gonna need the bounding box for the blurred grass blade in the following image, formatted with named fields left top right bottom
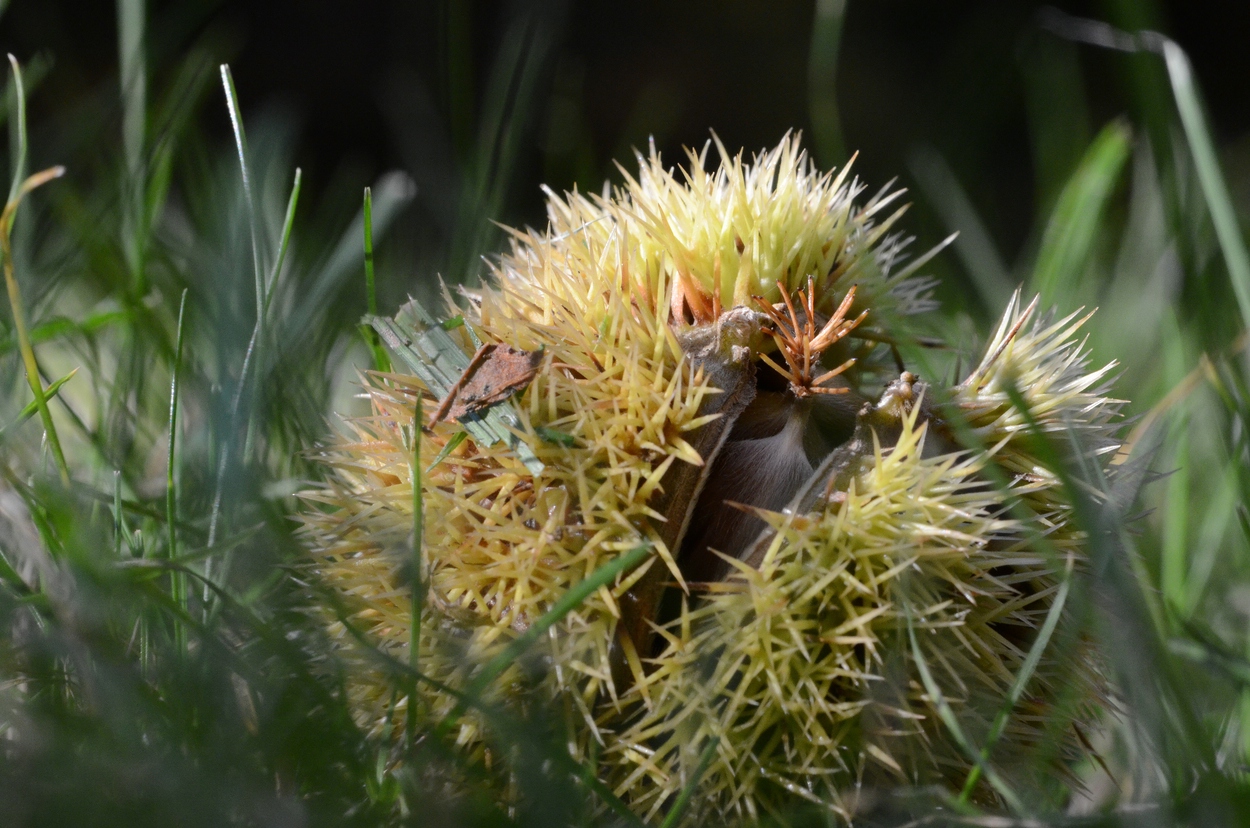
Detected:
left=6, top=53, right=27, bottom=204
left=262, top=167, right=301, bottom=321
left=112, top=470, right=124, bottom=558
left=167, top=289, right=188, bottom=651
left=408, top=396, right=424, bottom=738
left=1161, top=414, right=1190, bottom=610
left=909, top=145, right=1014, bottom=311
left=807, top=0, right=847, bottom=167
left=369, top=297, right=544, bottom=475
left=1160, top=39, right=1250, bottom=329
left=361, top=186, right=391, bottom=371
left=363, top=187, right=377, bottom=316
left=1040, top=16, right=1250, bottom=326
left=2, top=131, right=69, bottom=483
left=1170, top=616, right=1250, bottom=689
left=0, top=309, right=128, bottom=354
left=286, top=170, right=414, bottom=337
left=1000, top=380, right=1215, bottom=776
left=207, top=74, right=289, bottom=550
left=1184, top=463, right=1238, bottom=613
left=0, top=368, right=75, bottom=441
left=0, top=54, right=48, bottom=134
left=0, top=535, right=32, bottom=594
left=143, top=50, right=214, bottom=235
left=117, top=0, right=147, bottom=286
left=220, top=64, right=265, bottom=312
left=1031, top=119, right=1131, bottom=306
left=449, top=8, right=556, bottom=284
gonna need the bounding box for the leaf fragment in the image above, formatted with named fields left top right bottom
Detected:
left=366, top=297, right=545, bottom=475
left=430, top=343, right=542, bottom=424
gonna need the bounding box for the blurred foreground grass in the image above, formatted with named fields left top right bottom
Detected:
left=2, top=2, right=1250, bottom=826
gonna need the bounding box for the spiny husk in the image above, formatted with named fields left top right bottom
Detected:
left=955, top=292, right=1123, bottom=468
left=602, top=298, right=1120, bottom=822
left=301, top=134, right=922, bottom=735
left=299, top=135, right=1121, bottom=821
left=491, top=132, right=932, bottom=332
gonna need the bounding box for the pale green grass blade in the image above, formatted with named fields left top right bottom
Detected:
left=219, top=64, right=265, bottom=313
left=1184, top=463, right=1238, bottom=615
left=6, top=53, right=27, bottom=204
left=167, top=288, right=188, bottom=652
left=0, top=309, right=128, bottom=354
left=117, top=0, right=147, bottom=287
left=1156, top=314, right=1197, bottom=617
left=361, top=185, right=391, bottom=371
left=369, top=300, right=464, bottom=398
left=1161, top=39, right=1250, bottom=330
left=1032, top=119, right=1132, bottom=306
left=363, top=186, right=377, bottom=317
left=207, top=68, right=271, bottom=547
left=1161, top=424, right=1191, bottom=612
left=426, top=429, right=467, bottom=471
left=408, top=396, right=423, bottom=738
left=1036, top=17, right=1250, bottom=327
left=285, top=170, right=413, bottom=337
left=2, top=60, right=69, bottom=484
left=261, top=167, right=300, bottom=321
left=0, top=368, right=74, bottom=441
left=143, top=50, right=214, bottom=242
left=207, top=77, right=300, bottom=549
left=0, top=53, right=48, bottom=134
left=0, top=551, right=32, bottom=596
left=112, top=470, right=124, bottom=559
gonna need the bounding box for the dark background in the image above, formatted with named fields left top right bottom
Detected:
left=2, top=0, right=1247, bottom=284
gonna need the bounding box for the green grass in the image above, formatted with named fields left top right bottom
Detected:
left=2, top=3, right=1250, bottom=827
